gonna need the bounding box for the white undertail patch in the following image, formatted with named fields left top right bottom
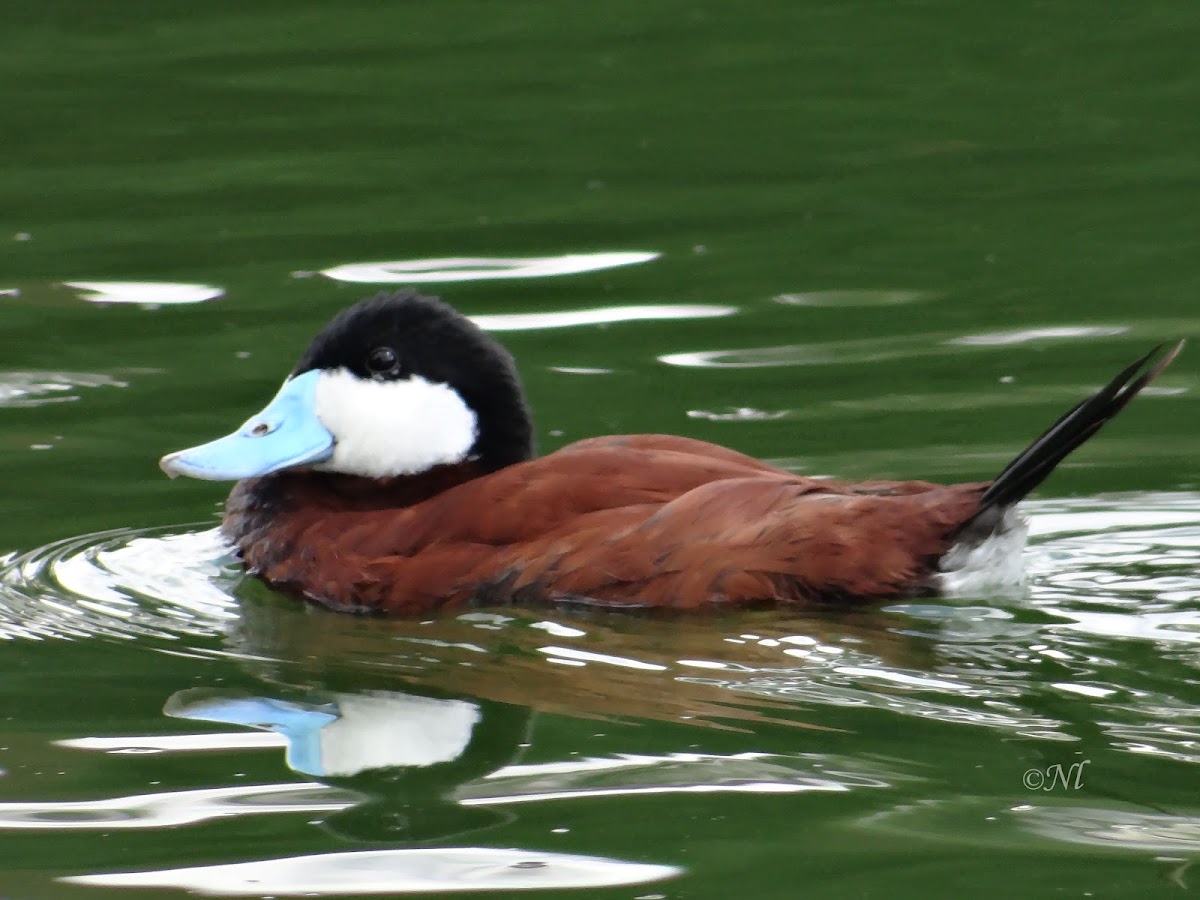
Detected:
left=312, top=368, right=478, bottom=477
left=937, top=507, right=1030, bottom=597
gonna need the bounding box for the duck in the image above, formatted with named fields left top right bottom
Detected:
left=160, top=290, right=1182, bottom=615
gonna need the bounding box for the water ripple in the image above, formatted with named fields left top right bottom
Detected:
left=659, top=325, right=1167, bottom=369
left=321, top=252, right=659, bottom=284
left=0, top=526, right=238, bottom=643
left=469, top=304, right=735, bottom=332
left=65, top=847, right=682, bottom=895
left=1027, top=493, right=1200, bottom=640
left=659, top=334, right=938, bottom=368
left=773, top=289, right=930, bottom=308
left=0, top=371, right=128, bottom=408
left=1, top=494, right=1198, bottom=754
left=859, top=797, right=1200, bottom=858
left=64, top=281, right=224, bottom=306
left=0, top=782, right=350, bottom=830
left=948, top=326, right=1129, bottom=347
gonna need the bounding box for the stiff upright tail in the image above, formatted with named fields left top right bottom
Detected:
left=965, top=340, right=1184, bottom=529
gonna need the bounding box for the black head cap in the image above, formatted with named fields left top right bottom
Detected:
left=294, top=290, right=535, bottom=472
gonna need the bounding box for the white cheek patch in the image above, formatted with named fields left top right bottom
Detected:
left=311, top=368, right=478, bottom=477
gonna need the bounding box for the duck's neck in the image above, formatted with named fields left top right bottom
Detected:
left=222, top=462, right=484, bottom=543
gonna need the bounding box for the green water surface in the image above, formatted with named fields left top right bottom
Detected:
left=1, top=2, right=1199, bottom=898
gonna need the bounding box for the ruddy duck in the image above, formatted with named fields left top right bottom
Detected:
left=161, top=291, right=1182, bottom=614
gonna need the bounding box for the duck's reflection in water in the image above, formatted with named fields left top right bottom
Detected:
left=58, top=599, right=969, bottom=894
left=225, top=585, right=933, bottom=731
left=155, top=594, right=923, bottom=846
left=166, top=685, right=527, bottom=843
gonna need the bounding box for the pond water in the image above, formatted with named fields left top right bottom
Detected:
left=2, top=2, right=1199, bottom=898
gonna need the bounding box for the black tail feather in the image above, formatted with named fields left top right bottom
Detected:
left=968, top=340, right=1183, bottom=525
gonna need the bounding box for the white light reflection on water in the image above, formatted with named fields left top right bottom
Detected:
left=322, top=252, right=659, bottom=284
left=0, top=371, right=128, bottom=408
left=0, top=782, right=350, bottom=830
left=773, top=289, right=929, bottom=308
left=659, top=334, right=939, bottom=369
left=548, top=366, right=613, bottom=375
left=65, top=847, right=682, bottom=895
left=860, top=797, right=1200, bottom=859
left=461, top=750, right=898, bottom=805
left=684, top=663, right=1067, bottom=738
left=1015, top=805, right=1200, bottom=853
left=58, top=732, right=286, bottom=753
left=1025, top=493, right=1200, bottom=644
left=687, top=407, right=789, bottom=422
left=64, top=281, right=225, bottom=306
left=537, top=646, right=668, bottom=671
left=469, top=304, right=735, bottom=331
left=947, top=326, right=1129, bottom=346
left=659, top=324, right=1151, bottom=368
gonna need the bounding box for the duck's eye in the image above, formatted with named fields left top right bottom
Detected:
left=366, top=346, right=400, bottom=378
